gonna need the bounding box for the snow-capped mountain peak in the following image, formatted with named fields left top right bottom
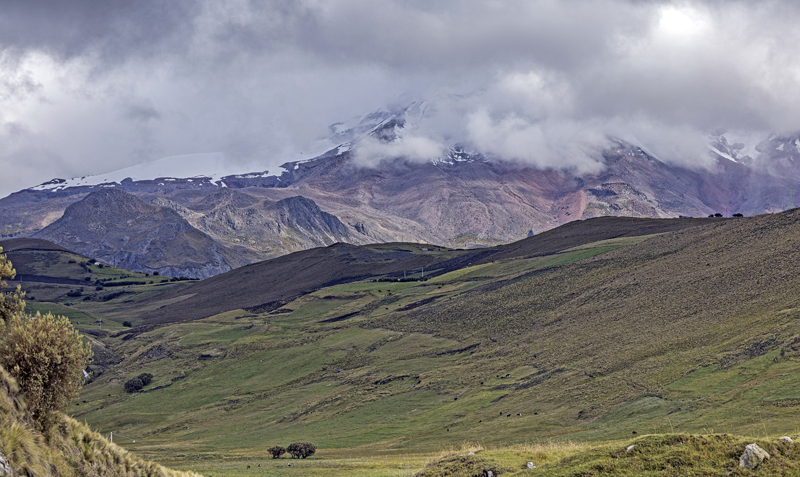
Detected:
left=29, top=153, right=271, bottom=192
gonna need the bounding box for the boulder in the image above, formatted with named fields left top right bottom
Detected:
left=626, top=445, right=635, bottom=453
left=739, top=443, right=770, bottom=470
left=780, top=436, right=794, bottom=444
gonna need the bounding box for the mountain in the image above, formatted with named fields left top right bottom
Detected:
left=31, top=189, right=252, bottom=279
left=25, top=188, right=372, bottom=278
left=183, top=190, right=369, bottom=254
left=3, top=98, right=800, bottom=276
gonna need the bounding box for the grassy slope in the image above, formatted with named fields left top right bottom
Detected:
left=0, top=238, right=197, bottom=331
left=0, top=364, right=199, bottom=477
left=133, top=216, right=714, bottom=324
left=68, top=237, right=653, bottom=459
left=417, top=435, right=800, bottom=476
left=15, top=214, right=800, bottom=474
left=373, top=209, right=800, bottom=441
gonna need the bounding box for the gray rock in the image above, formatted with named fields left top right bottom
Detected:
left=626, top=445, right=635, bottom=453
left=739, top=443, right=770, bottom=469
left=780, top=436, right=794, bottom=444
left=0, top=452, right=14, bottom=476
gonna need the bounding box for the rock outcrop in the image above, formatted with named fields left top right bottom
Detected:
left=739, top=443, right=770, bottom=469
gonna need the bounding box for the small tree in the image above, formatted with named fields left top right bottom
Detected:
left=0, top=312, right=92, bottom=430
left=268, top=446, right=286, bottom=459
left=124, top=373, right=153, bottom=393
left=0, top=247, right=24, bottom=329
left=287, top=442, right=316, bottom=459
left=138, top=373, right=153, bottom=386
left=124, top=377, right=144, bottom=393
left=0, top=247, right=92, bottom=431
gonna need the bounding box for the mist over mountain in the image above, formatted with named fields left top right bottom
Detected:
left=2, top=94, right=799, bottom=278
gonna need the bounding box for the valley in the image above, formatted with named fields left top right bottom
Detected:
left=5, top=212, right=800, bottom=475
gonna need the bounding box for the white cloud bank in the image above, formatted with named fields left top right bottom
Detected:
left=2, top=1, right=800, bottom=196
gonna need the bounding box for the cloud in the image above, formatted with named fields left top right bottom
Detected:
left=465, top=111, right=609, bottom=174
left=353, top=135, right=446, bottom=167
left=3, top=1, right=800, bottom=196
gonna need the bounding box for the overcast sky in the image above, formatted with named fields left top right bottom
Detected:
left=2, top=0, right=800, bottom=197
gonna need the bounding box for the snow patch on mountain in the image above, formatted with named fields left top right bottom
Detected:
left=30, top=153, right=271, bottom=192
left=708, top=130, right=763, bottom=165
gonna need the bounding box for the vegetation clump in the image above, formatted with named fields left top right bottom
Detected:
left=287, top=442, right=317, bottom=459
left=267, top=445, right=286, bottom=459
left=124, top=373, right=153, bottom=393
left=0, top=247, right=92, bottom=431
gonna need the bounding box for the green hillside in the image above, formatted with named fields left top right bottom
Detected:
left=0, top=238, right=198, bottom=331
left=12, top=213, right=800, bottom=475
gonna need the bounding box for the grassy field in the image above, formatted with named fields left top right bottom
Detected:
left=68, top=214, right=800, bottom=462
left=69, top=235, right=663, bottom=460
left=9, top=214, right=800, bottom=475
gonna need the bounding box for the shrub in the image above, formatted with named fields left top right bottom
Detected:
left=0, top=246, right=24, bottom=328
left=152, top=271, right=159, bottom=276
left=268, top=446, right=286, bottom=459
left=287, top=442, right=316, bottom=459
left=138, top=373, right=153, bottom=386
left=122, top=321, right=132, bottom=327
left=124, top=373, right=153, bottom=393
left=124, top=378, right=143, bottom=393
left=1, top=250, right=92, bottom=432
left=0, top=311, right=92, bottom=430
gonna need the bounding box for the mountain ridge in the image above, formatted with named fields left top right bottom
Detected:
left=4, top=99, right=800, bottom=277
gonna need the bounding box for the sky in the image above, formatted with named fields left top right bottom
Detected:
left=2, top=0, right=800, bottom=198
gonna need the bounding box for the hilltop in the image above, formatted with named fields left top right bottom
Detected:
left=132, top=216, right=714, bottom=324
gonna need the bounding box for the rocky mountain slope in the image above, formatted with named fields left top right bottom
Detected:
left=3, top=100, right=800, bottom=276
left=28, top=188, right=369, bottom=278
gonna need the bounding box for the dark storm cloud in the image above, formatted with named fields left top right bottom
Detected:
left=2, top=0, right=800, bottom=196
left=0, top=1, right=198, bottom=64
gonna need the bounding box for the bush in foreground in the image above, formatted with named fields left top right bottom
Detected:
left=0, top=311, right=92, bottom=431
left=0, top=248, right=92, bottom=432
